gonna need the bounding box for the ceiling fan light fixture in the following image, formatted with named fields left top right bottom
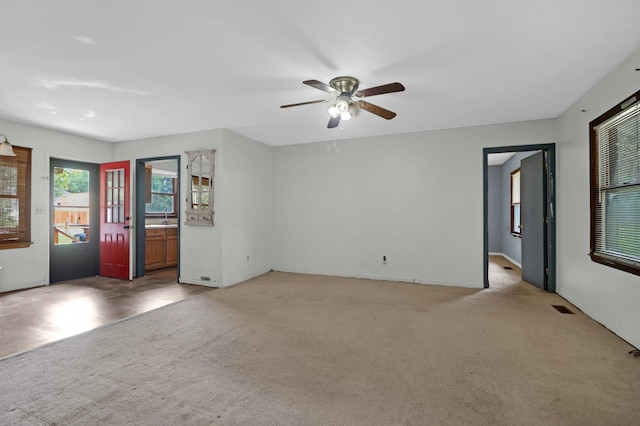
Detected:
left=340, top=102, right=361, bottom=121
left=347, top=102, right=360, bottom=118
left=283, top=76, right=404, bottom=127
left=335, top=96, right=350, bottom=114
left=327, top=103, right=340, bottom=118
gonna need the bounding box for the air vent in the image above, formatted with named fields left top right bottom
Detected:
left=552, top=305, right=574, bottom=314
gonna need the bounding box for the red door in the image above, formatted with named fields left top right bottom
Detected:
left=100, top=161, right=130, bottom=280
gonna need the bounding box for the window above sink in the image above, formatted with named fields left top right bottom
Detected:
left=145, top=160, right=178, bottom=220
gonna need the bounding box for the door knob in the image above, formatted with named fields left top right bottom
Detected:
left=123, top=225, right=130, bottom=229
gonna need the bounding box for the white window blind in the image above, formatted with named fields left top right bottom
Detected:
left=593, top=100, right=640, bottom=267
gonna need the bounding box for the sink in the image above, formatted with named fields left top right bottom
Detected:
left=145, top=224, right=178, bottom=228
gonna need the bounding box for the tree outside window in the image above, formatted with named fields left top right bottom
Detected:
left=53, top=167, right=90, bottom=244
left=146, top=174, right=177, bottom=216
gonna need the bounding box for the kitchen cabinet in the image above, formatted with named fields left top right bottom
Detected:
left=145, top=227, right=178, bottom=270
left=145, top=164, right=152, bottom=203
left=166, top=228, right=178, bottom=267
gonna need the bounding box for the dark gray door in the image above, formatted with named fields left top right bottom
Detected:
left=521, top=151, right=547, bottom=289
left=50, top=158, right=100, bottom=283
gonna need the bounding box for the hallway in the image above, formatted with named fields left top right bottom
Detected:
left=488, top=254, right=522, bottom=289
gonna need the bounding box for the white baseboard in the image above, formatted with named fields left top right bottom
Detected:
left=222, top=268, right=273, bottom=288
left=271, top=267, right=483, bottom=289
left=178, top=276, right=221, bottom=288
left=559, top=291, right=640, bottom=350
left=0, top=279, right=48, bottom=294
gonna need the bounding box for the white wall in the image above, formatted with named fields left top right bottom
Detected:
left=112, top=128, right=273, bottom=288
left=221, top=130, right=273, bottom=286
left=113, top=129, right=225, bottom=287
left=0, top=119, right=112, bottom=293
left=556, top=48, right=640, bottom=349
left=273, top=120, right=557, bottom=287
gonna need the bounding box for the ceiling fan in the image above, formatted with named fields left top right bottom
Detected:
left=280, top=76, right=405, bottom=128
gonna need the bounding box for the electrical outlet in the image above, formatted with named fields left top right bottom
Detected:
left=383, top=255, right=387, bottom=264
left=34, top=207, right=45, bottom=215
left=200, top=276, right=211, bottom=282
left=246, top=256, right=250, bottom=261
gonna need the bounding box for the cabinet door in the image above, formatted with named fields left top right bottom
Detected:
left=166, top=228, right=178, bottom=267
left=145, top=230, right=166, bottom=270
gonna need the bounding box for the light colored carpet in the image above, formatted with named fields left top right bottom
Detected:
left=0, top=271, right=638, bottom=425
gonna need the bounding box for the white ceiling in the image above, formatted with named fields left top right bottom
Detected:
left=1, top=1, right=639, bottom=147
left=487, top=152, right=516, bottom=166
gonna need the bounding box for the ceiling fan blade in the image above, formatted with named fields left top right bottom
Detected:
left=356, top=82, right=405, bottom=98
left=357, top=101, right=397, bottom=120
left=327, top=116, right=341, bottom=128
left=304, top=80, right=336, bottom=94
left=280, top=99, right=330, bottom=108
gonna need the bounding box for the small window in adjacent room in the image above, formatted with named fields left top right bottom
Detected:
left=590, top=89, right=640, bottom=275
left=510, top=168, right=521, bottom=235
left=0, top=145, right=32, bottom=249
left=145, top=171, right=177, bottom=217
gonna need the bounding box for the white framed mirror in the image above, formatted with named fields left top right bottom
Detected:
left=185, top=149, right=215, bottom=225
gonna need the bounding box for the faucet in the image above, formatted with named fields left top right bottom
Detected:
left=163, top=208, right=170, bottom=225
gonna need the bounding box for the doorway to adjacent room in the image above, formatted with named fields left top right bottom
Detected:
left=483, top=144, right=556, bottom=292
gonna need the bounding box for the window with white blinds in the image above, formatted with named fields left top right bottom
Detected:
left=590, top=90, right=640, bottom=275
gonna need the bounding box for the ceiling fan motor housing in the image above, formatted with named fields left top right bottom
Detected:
left=330, top=76, right=359, bottom=95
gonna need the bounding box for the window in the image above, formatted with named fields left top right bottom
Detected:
left=146, top=173, right=177, bottom=217
left=0, top=145, right=32, bottom=249
left=510, top=168, right=521, bottom=235
left=53, top=167, right=90, bottom=244
left=590, top=89, right=640, bottom=275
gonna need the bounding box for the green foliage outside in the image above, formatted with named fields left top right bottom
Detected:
left=146, top=175, right=175, bottom=214
left=0, top=199, right=18, bottom=229
left=54, top=168, right=89, bottom=198
left=0, top=166, right=18, bottom=229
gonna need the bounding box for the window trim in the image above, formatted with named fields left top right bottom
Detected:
left=589, top=88, right=640, bottom=276
left=510, top=168, right=521, bottom=236
left=0, top=145, right=32, bottom=249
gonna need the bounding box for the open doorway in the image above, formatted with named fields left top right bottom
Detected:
left=50, top=158, right=134, bottom=282
left=50, top=158, right=100, bottom=283
left=134, top=156, right=180, bottom=280
left=483, top=144, right=556, bottom=292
